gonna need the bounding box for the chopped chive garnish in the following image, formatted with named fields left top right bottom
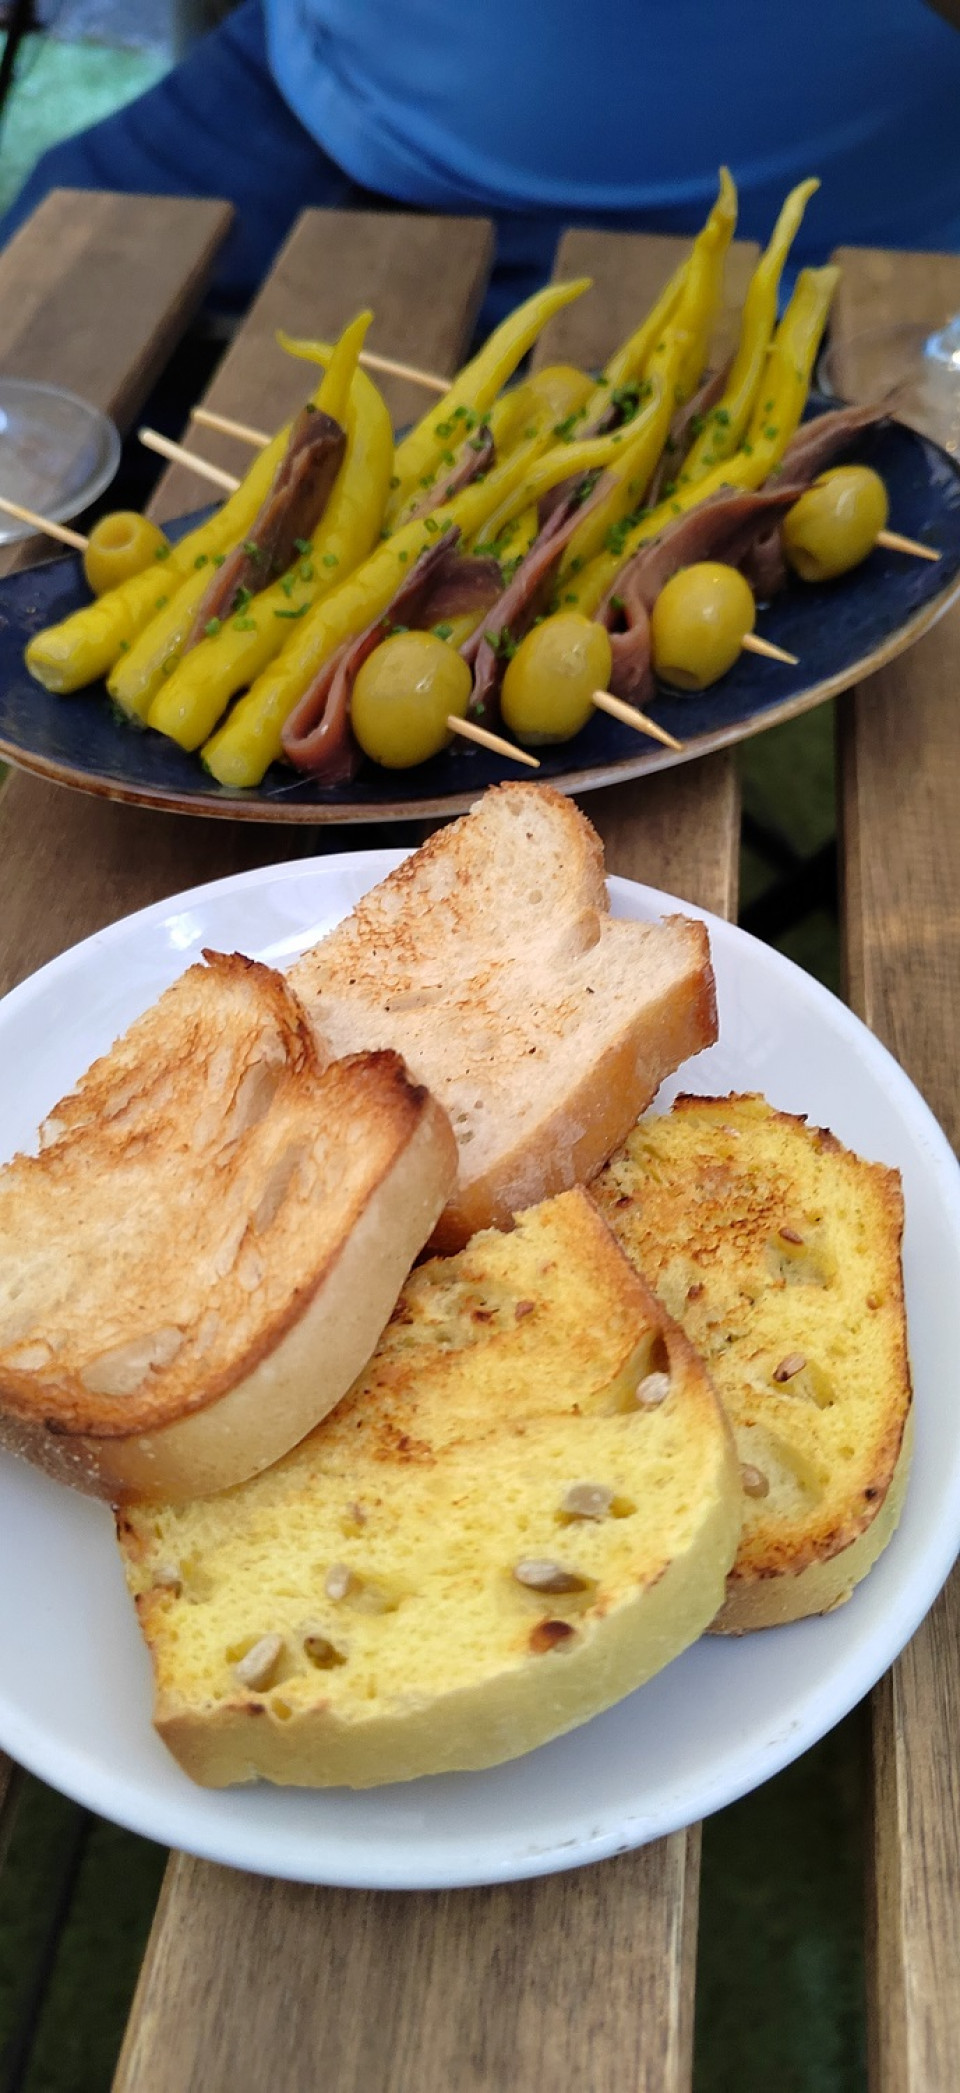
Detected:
left=204, top=618, right=222, bottom=636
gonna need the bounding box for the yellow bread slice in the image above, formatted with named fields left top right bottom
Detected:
left=117, top=1188, right=741, bottom=1787
left=289, top=783, right=717, bottom=1251
left=593, top=1094, right=912, bottom=1630
left=0, top=951, right=456, bottom=1502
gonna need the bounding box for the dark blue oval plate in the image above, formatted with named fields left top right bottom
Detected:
left=1, top=400, right=958, bottom=823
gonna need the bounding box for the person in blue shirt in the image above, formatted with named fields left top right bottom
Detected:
left=3, top=0, right=960, bottom=335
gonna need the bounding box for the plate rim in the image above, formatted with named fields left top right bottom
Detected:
left=2, top=405, right=958, bottom=821
left=0, top=847, right=959, bottom=1889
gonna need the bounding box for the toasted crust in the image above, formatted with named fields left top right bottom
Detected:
left=594, top=1094, right=912, bottom=1627
left=117, top=1189, right=741, bottom=1788
left=0, top=953, right=457, bottom=1500
left=289, top=785, right=717, bottom=1252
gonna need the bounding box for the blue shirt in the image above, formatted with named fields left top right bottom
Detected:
left=265, top=0, right=960, bottom=258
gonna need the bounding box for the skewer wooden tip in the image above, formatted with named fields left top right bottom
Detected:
left=138, top=428, right=241, bottom=494
left=742, top=632, right=799, bottom=667
left=447, top=715, right=540, bottom=767
left=592, top=689, right=684, bottom=753
left=877, top=527, right=940, bottom=562
left=192, top=406, right=269, bottom=448
left=0, top=493, right=88, bottom=551
left=360, top=350, right=450, bottom=395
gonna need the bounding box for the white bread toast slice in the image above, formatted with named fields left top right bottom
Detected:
left=289, top=784, right=717, bottom=1251
left=0, top=951, right=456, bottom=1503
left=593, top=1094, right=912, bottom=1628
left=116, top=1188, right=741, bottom=1788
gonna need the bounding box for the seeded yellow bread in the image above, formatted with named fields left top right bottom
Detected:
left=593, top=1094, right=912, bottom=1630
left=116, top=1188, right=741, bottom=1788
left=0, top=951, right=456, bottom=1503
left=289, top=784, right=717, bottom=1252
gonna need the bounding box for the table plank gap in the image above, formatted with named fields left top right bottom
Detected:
left=834, top=243, right=960, bottom=2093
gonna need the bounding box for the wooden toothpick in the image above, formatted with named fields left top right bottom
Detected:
left=592, top=690, right=684, bottom=752
left=0, top=494, right=87, bottom=550
left=448, top=715, right=540, bottom=767
left=138, top=429, right=241, bottom=493
left=742, top=632, right=799, bottom=667
left=191, top=406, right=269, bottom=447
left=360, top=349, right=450, bottom=394
left=876, top=527, right=940, bottom=562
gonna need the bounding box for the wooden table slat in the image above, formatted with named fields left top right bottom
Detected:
left=110, top=220, right=741, bottom=2093
left=833, top=244, right=960, bottom=2093
left=0, top=188, right=232, bottom=439
left=539, top=226, right=759, bottom=377
left=163, top=207, right=494, bottom=515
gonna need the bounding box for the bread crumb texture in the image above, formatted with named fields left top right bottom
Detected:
left=594, top=1094, right=912, bottom=1625
left=0, top=951, right=426, bottom=1440
left=289, top=784, right=716, bottom=1243
left=118, top=1189, right=740, bottom=1787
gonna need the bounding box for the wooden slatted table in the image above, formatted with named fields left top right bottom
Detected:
left=0, top=195, right=957, bottom=2093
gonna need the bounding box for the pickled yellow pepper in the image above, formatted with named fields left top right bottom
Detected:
left=565, top=265, right=839, bottom=616
left=202, top=429, right=561, bottom=787
left=148, top=316, right=395, bottom=750
left=385, top=276, right=591, bottom=519
left=681, top=177, right=820, bottom=481
left=26, top=392, right=326, bottom=695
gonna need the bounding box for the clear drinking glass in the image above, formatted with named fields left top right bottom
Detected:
left=0, top=379, right=121, bottom=546
left=821, top=314, right=960, bottom=457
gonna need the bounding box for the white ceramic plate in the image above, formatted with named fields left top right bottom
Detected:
left=1, top=852, right=958, bottom=1891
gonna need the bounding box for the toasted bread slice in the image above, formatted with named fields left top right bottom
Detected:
left=117, top=1188, right=740, bottom=1788
left=289, top=784, right=716, bottom=1251
left=0, top=951, right=456, bottom=1503
left=593, top=1094, right=912, bottom=1629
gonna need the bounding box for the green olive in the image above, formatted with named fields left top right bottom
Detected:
left=83, top=512, right=170, bottom=596
left=782, top=465, right=889, bottom=582
left=500, top=613, right=612, bottom=744
left=650, top=562, right=756, bottom=691
left=351, top=631, right=472, bottom=769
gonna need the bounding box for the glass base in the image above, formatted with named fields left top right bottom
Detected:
left=0, top=380, right=121, bottom=547
left=820, top=322, right=960, bottom=456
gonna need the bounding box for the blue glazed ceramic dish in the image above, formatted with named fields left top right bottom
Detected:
left=1, top=401, right=958, bottom=823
